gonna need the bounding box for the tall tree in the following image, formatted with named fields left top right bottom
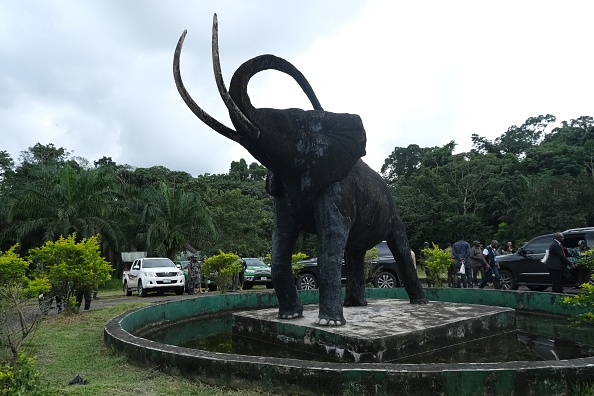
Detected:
left=140, top=182, right=215, bottom=259
left=6, top=164, right=122, bottom=249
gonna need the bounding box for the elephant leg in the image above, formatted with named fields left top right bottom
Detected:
left=271, top=200, right=302, bottom=319
left=344, top=249, right=367, bottom=307
left=387, top=217, right=428, bottom=305
left=315, top=193, right=351, bottom=326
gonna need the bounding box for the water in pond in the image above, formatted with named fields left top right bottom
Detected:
left=140, top=311, right=594, bottom=364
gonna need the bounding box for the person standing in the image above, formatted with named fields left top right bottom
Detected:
left=470, top=241, right=487, bottom=285
left=451, top=235, right=472, bottom=288
left=479, top=240, right=501, bottom=289
left=186, top=256, right=199, bottom=295
left=236, top=255, right=247, bottom=292
left=546, top=233, right=574, bottom=293
left=420, top=242, right=432, bottom=287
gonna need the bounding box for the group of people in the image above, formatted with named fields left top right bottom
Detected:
left=448, top=235, right=505, bottom=289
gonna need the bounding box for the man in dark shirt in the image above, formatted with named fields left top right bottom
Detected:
left=546, top=233, right=573, bottom=293
left=452, top=235, right=472, bottom=288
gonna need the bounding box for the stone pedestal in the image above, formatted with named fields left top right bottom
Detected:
left=232, top=299, right=515, bottom=363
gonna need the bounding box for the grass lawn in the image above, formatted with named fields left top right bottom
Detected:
left=24, top=280, right=271, bottom=396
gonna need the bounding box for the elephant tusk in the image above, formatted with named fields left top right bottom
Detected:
left=173, top=29, right=240, bottom=142
left=211, top=13, right=261, bottom=140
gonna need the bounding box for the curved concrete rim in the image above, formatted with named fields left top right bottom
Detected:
left=104, top=288, right=594, bottom=395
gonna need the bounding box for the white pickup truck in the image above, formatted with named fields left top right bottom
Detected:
left=123, top=257, right=185, bottom=297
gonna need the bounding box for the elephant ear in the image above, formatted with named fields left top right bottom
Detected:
left=253, top=108, right=366, bottom=192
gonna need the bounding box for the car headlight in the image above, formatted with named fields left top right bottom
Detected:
left=144, top=272, right=156, bottom=277
left=178, top=271, right=183, bottom=276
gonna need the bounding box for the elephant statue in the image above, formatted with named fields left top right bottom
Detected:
left=173, top=14, right=427, bottom=325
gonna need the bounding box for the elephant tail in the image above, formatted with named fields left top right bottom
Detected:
left=229, top=54, right=324, bottom=119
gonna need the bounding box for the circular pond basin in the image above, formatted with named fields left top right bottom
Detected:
left=104, top=288, right=594, bottom=395
left=139, top=311, right=594, bottom=364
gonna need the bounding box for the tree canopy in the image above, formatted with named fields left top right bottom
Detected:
left=1, top=114, right=592, bottom=269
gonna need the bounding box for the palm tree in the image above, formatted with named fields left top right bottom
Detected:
left=140, top=182, right=215, bottom=259
left=7, top=164, right=122, bottom=247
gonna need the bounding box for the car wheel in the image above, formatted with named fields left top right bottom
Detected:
left=374, top=271, right=397, bottom=288
left=175, top=287, right=184, bottom=295
left=242, top=283, right=253, bottom=290
left=123, top=281, right=132, bottom=296
left=296, top=274, right=318, bottom=290
left=499, top=269, right=518, bottom=290
left=266, top=283, right=274, bottom=289
left=208, top=283, right=217, bottom=292
left=138, top=280, right=147, bottom=297
left=527, top=285, right=548, bottom=292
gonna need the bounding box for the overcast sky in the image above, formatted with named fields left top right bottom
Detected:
left=2, top=1, right=593, bottom=176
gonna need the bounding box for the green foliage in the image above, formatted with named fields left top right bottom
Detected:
left=576, top=250, right=594, bottom=269
left=0, top=246, right=28, bottom=286
left=203, top=188, right=272, bottom=257
left=291, top=252, right=307, bottom=278
left=201, top=251, right=241, bottom=294
left=421, top=244, right=454, bottom=287
left=562, top=283, right=594, bottom=324
left=0, top=353, right=42, bottom=396
left=364, top=247, right=380, bottom=283
left=141, top=181, right=215, bottom=259
left=27, top=234, right=111, bottom=310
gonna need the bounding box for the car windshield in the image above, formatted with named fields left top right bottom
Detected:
left=245, top=258, right=266, bottom=267
left=376, top=241, right=391, bottom=256
left=143, top=259, right=176, bottom=268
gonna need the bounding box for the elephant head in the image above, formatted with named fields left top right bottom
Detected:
left=173, top=14, right=366, bottom=193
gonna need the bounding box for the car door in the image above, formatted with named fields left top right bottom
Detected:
left=515, top=235, right=552, bottom=285
left=129, top=259, right=142, bottom=288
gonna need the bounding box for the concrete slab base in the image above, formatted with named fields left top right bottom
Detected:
left=232, top=299, right=515, bottom=362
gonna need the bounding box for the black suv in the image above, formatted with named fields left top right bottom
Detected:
left=496, top=227, right=594, bottom=291
left=294, top=241, right=403, bottom=290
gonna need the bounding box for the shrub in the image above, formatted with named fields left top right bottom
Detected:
left=27, top=234, right=111, bottom=312
left=202, top=251, right=241, bottom=293
left=364, top=247, right=380, bottom=284
left=291, top=252, right=307, bottom=278
left=0, top=353, right=42, bottom=396
left=0, top=246, right=29, bottom=286
left=562, top=283, right=594, bottom=324
left=421, top=244, right=453, bottom=287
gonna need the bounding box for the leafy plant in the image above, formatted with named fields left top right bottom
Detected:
left=576, top=250, right=594, bottom=270
left=201, top=251, right=241, bottom=293
left=291, top=252, right=307, bottom=279
left=0, top=248, right=49, bottom=365
left=27, top=234, right=112, bottom=312
left=364, top=247, right=380, bottom=284
left=0, top=245, right=28, bottom=286
left=421, top=244, right=454, bottom=287
left=0, top=353, right=42, bottom=396
left=562, top=283, right=594, bottom=324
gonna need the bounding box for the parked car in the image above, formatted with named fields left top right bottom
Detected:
left=294, top=241, right=403, bottom=290
left=242, top=258, right=274, bottom=289
left=496, top=227, right=594, bottom=291
left=123, top=257, right=185, bottom=297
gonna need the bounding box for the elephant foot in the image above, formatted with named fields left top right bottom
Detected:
left=317, top=318, right=344, bottom=326
left=410, top=297, right=429, bottom=304
left=278, top=312, right=302, bottom=319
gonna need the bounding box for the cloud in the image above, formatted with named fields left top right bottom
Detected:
left=1, top=1, right=593, bottom=176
